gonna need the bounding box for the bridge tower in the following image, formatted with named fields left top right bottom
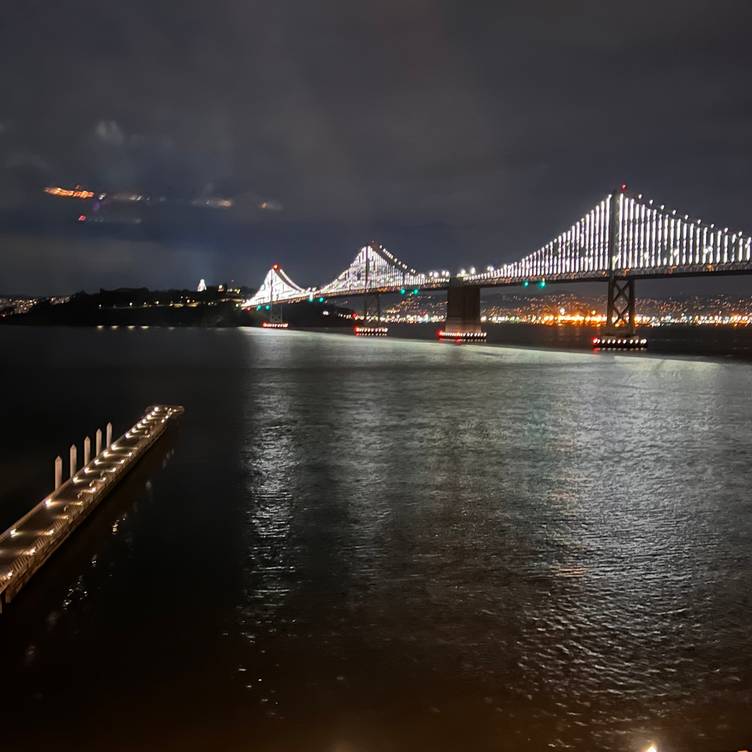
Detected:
left=596, top=187, right=646, bottom=349
left=268, top=268, right=284, bottom=325
left=359, top=244, right=381, bottom=322
left=439, top=278, right=486, bottom=342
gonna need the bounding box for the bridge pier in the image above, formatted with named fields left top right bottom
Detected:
left=439, top=280, right=486, bottom=342
left=606, top=277, right=635, bottom=334
left=261, top=301, right=289, bottom=329
left=362, top=293, right=381, bottom=322
left=594, top=277, right=647, bottom=350
left=354, top=293, right=388, bottom=336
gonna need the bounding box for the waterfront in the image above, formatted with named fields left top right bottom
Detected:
left=387, top=321, right=752, bottom=359
left=1, top=327, right=751, bottom=751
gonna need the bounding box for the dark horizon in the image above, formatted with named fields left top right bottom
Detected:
left=2, top=1, right=752, bottom=295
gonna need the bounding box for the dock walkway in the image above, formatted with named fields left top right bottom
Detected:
left=0, top=404, right=183, bottom=610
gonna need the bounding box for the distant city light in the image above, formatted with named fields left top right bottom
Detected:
left=191, top=196, right=233, bottom=209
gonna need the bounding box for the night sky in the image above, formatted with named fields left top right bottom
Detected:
left=2, top=1, right=751, bottom=295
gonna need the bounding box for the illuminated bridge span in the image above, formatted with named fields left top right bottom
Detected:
left=246, top=186, right=752, bottom=342
left=247, top=244, right=437, bottom=306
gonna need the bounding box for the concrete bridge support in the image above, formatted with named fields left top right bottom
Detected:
left=440, top=280, right=486, bottom=341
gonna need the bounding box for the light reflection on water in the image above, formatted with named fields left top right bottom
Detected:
left=0, top=327, right=751, bottom=751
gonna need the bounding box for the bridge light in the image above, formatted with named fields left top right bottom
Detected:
left=265, top=305, right=271, bottom=310
left=620, top=183, right=628, bottom=192
left=523, top=280, right=530, bottom=287
left=318, top=296, right=325, bottom=303
left=538, top=279, right=547, bottom=288
left=399, top=288, right=406, bottom=295
left=412, top=287, right=419, bottom=295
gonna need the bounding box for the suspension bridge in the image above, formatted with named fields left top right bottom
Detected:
left=245, top=186, right=752, bottom=345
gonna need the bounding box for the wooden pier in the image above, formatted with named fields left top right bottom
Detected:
left=0, top=404, right=184, bottom=611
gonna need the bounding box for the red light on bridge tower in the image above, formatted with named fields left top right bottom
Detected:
left=619, top=183, right=629, bottom=193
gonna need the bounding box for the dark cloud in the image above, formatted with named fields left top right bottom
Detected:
left=94, top=120, right=126, bottom=147
left=1, top=0, right=751, bottom=293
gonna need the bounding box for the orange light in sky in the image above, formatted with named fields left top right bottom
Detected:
left=44, top=186, right=95, bottom=199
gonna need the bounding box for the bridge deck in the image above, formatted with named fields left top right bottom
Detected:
left=262, top=261, right=752, bottom=305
